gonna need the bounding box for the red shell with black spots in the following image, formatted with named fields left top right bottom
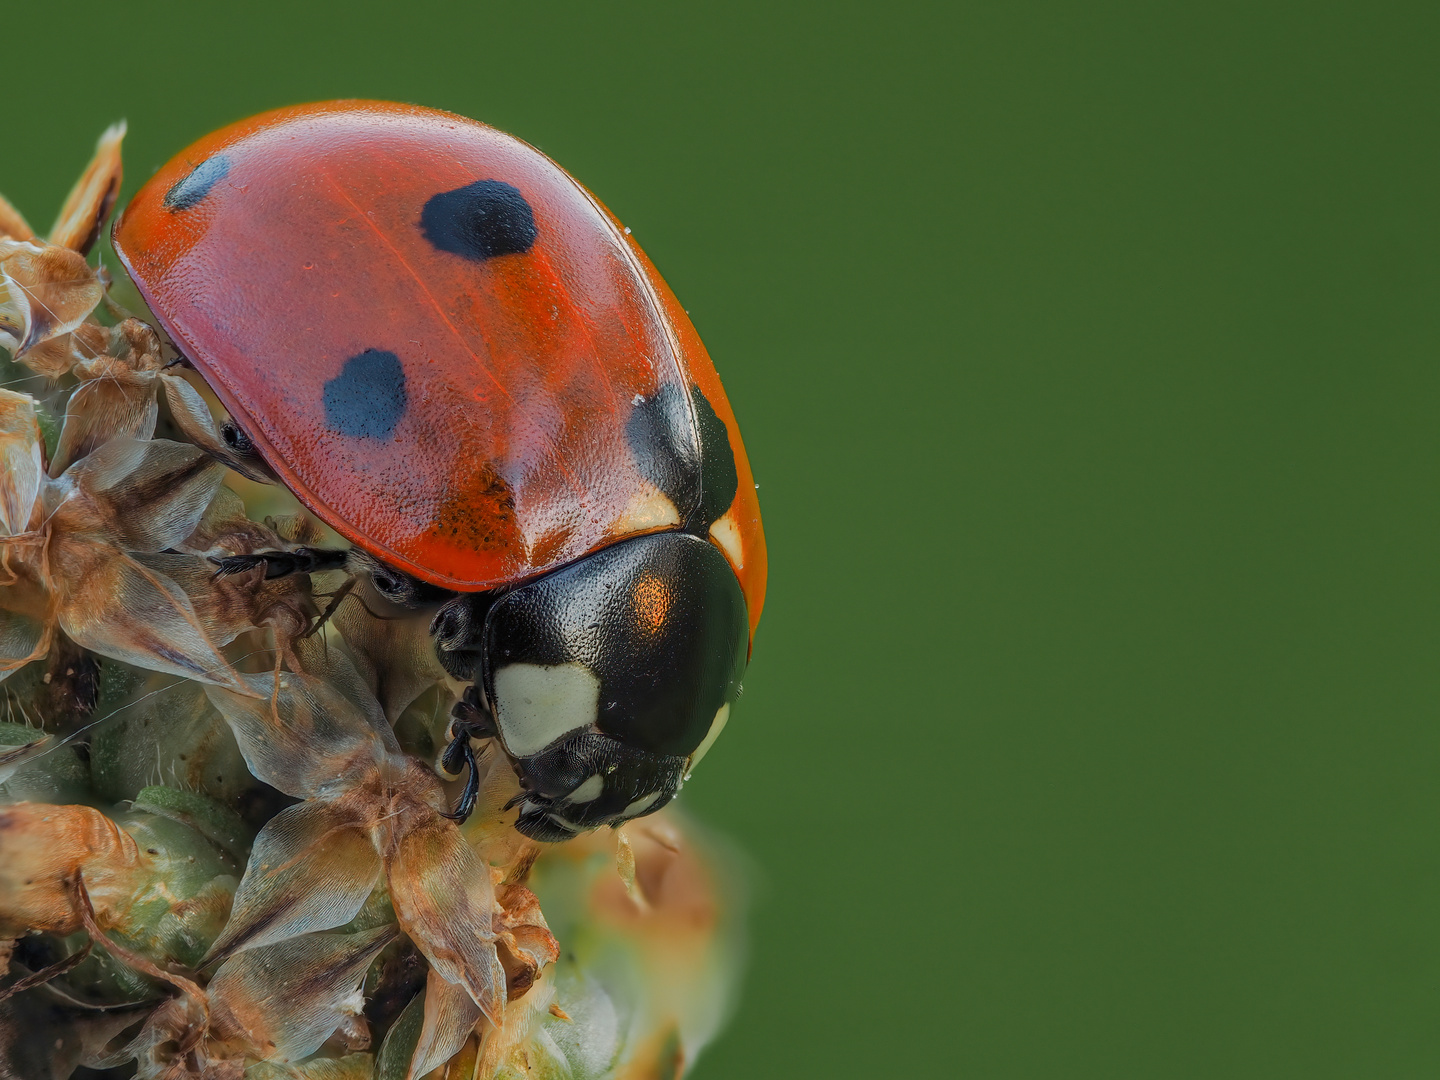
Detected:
left=113, top=100, right=765, bottom=638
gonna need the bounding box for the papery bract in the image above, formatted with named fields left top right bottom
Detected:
left=204, top=800, right=381, bottom=963
left=0, top=241, right=103, bottom=357
left=206, top=671, right=395, bottom=800
left=0, top=732, right=51, bottom=786
left=1, top=434, right=253, bottom=692
left=0, top=191, right=34, bottom=243
left=386, top=814, right=506, bottom=1026
left=0, top=391, right=42, bottom=535
left=49, top=326, right=164, bottom=475
left=247, top=1053, right=373, bottom=1079
left=205, top=670, right=524, bottom=1050
left=16, top=319, right=109, bottom=380
left=406, top=969, right=483, bottom=1079
left=53, top=437, right=225, bottom=552
left=47, top=122, right=125, bottom=256
left=209, top=926, right=395, bottom=1064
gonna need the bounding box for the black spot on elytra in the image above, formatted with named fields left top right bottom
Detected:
left=323, top=349, right=408, bottom=439
left=628, top=383, right=698, bottom=516
left=164, top=155, right=230, bottom=211
left=691, top=384, right=739, bottom=529
left=421, top=180, right=537, bottom=260
left=626, top=382, right=738, bottom=533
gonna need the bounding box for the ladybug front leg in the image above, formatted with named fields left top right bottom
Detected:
left=441, top=738, right=481, bottom=822
left=440, top=686, right=499, bottom=822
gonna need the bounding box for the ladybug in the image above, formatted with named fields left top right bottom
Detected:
left=112, top=101, right=766, bottom=840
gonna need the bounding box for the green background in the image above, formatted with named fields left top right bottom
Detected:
left=9, top=2, right=1439, bottom=1076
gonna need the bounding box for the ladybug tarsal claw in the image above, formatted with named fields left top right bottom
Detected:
left=439, top=692, right=500, bottom=822
left=440, top=736, right=481, bottom=822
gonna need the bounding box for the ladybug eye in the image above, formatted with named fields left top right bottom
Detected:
left=220, top=421, right=255, bottom=456
left=362, top=559, right=408, bottom=601
left=354, top=556, right=457, bottom=611
left=207, top=417, right=279, bottom=485
left=431, top=601, right=471, bottom=651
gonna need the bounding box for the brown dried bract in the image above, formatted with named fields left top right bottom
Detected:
left=48, top=122, right=126, bottom=256
left=0, top=241, right=104, bottom=359
left=0, top=388, right=250, bottom=691
left=203, top=670, right=559, bottom=1075
left=0, top=192, right=35, bottom=244
left=0, top=803, right=145, bottom=938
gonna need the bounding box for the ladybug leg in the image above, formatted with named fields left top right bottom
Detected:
left=450, top=685, right=499, bottom=738
left=209, top=546, right=349, bottom=580
left=439, top=687, right=500, bottom=822
left=440, top=729, right=472, bottom=777
left=441, top=738, right=481, bottom=823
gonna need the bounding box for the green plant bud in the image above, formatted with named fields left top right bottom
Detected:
left=0, top=720, right=88, bottom=803
left=370, top=811, right=743, bottom=1080
left=374, top=991, right=425, bottom=1080
left=107, top=805, right=241, bottom=964
left=132, top=783, right=254, bottom=863
left=90, top=660, right=261, bottom=808
left=523, top=816, right=745, bottom=1080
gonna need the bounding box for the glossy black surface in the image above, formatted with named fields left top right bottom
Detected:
left=690, top=381, right=739, bottom=530
left=627, top=382, right=738, bottom=532
left=483, top=531, right=748, bottom=757
left=512, top=730, right=687, bottom=841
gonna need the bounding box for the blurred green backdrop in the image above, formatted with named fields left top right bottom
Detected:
left=9, top=1, right=1440, bottom=1076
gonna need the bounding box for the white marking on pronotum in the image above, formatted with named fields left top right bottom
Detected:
left=492, top=662, right=600, bottom=758
left=567, top=773, right=604, bottom=804
left=686, top=702, right=731, bottom=775
left=623, top=791, right=663, bottom=818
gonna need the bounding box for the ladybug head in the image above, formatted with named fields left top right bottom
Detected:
left=432, top=531, right=747, bottom=840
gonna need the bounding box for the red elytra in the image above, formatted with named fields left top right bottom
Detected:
left=113, top=100, right=765, bottom=639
